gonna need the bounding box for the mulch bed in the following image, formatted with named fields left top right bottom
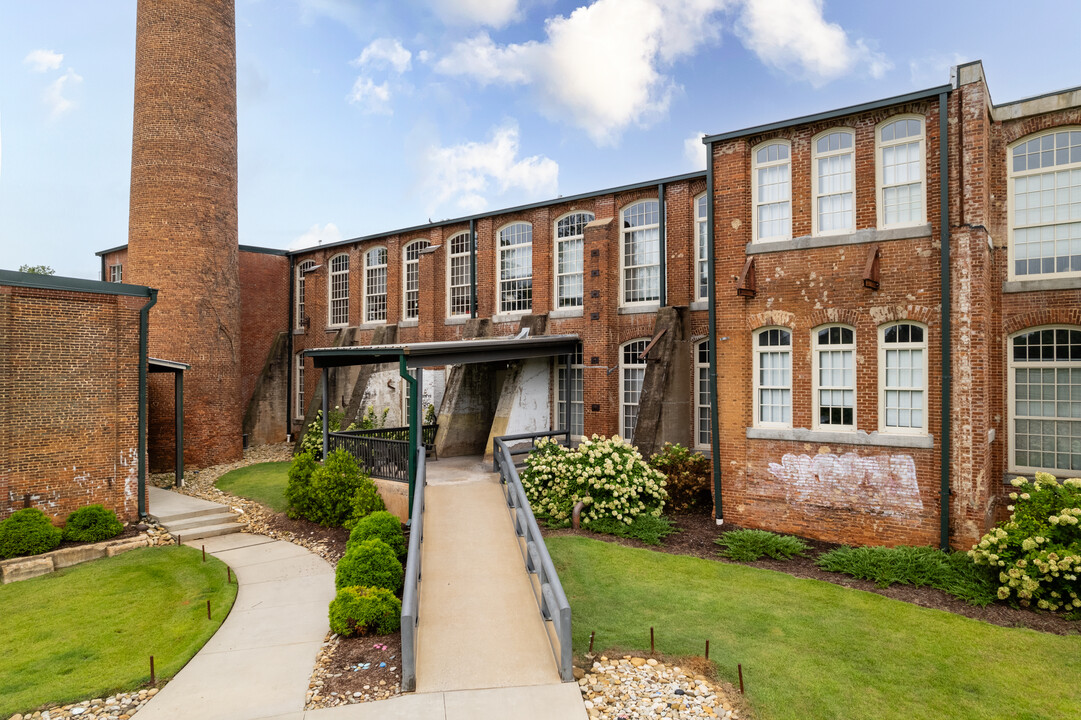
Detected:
left=318, top=631, right=403, bottom=702
left=52, top=523, right=143, bottom=552
left=545, top=512, right=1081, bottom=637
left=264, top=512, right=351, bottom=563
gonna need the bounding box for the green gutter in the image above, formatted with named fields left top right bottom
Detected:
left=138, top=289, right=159, bottom=518
left=657, top=183, right=666, bottom=307
left=939, top=91, right=952, bottom=550
left=705, top=141, right=722, bottom=524
left=400, top=356, right=418, bottom=517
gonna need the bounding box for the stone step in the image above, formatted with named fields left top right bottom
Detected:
left=161, top=511, right=242, bottom=533
left=172, top=521, right=247, bottom=542
left=151, top=504, right=230, bottom=524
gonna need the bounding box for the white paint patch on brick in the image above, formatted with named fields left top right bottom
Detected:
left=767, top=452, right=923, bottom=518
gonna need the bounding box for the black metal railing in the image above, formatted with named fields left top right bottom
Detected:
left=334, top=424, right=437, bottom=448
left=328, top=424, right=437, bottom=483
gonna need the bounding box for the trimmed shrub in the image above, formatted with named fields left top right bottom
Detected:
left=649, top=443, right=712, bottom=513
left=306, top=450, right=369, bottom=527
left=0, top=508, right=63, bottom=559
left=285, top=452, right=318, bottom=520
left=584, top=514, right=676, bottom=545
left=969, top=473, right=1081, bottom=612
left=520, top=434, right=668, bottom=529
left=62, top=505, right=123, bottom=543
left=335, top=538, right=403, bottom=592
left=347, top=511, right=405, bottom=558
left=716, top=529, right=809, bottom=562
left=342, top=477, right=386, bottom=531
left=328, top=585, right=401, bottom=636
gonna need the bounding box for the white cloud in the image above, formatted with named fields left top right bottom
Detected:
left=684, top=132, right=707, bottom=169
left=44, top=69, right=83, bottom=118
left=427, top=0, right=521, bottom=28
left=24, top=49, right=63, bottom=72
left=290, top=223, right=343, bottom=250
left=422, top=122, right=558, bottom=215
left=348, top=77, right=392, bottom=114
left=736, top=0, right=891, bottom=86
left=909, top=52, right=968, bottom=87
left=417, top=50, right=432, bottom=64
left=352, top=38, right=412, bottom=74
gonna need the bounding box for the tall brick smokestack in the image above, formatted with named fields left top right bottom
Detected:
left=127, top=0, right=242, bottom=469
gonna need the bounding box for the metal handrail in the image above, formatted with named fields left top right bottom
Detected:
left=494, top=433, right=573, bottom=683
left=491, top=428, right=571, bottom=470
left=400, top=447, right=425, bottom=692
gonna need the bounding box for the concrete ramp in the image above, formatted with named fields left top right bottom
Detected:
left=415, top=458, right=560, bottom=693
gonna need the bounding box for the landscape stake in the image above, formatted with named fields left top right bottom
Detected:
left=202, top=545, right=206, bottom=562
left=207, top=599, right=211, bottom=620
left=705, top=640, right=710, bottom=660
left=227, top=567, right=231, bottom=583
left=588, top=631, right=595, bottom=654
left=738, top=664, right=744, bottom=694
left=650, top=626, right=654, bottom=655
left=150, top=655, right=155, bottom=685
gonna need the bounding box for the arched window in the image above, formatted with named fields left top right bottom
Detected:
left=555, top=212, right=593, bottom=308
left=328, top=253, right=349, bottom=327
left=1008, top=128, right=1081, bottom=279
left=498, top=222, right=533, bottom=314
left=402, top=239, right=429, bottom=320
left=621, top=339, right=649, bottom=441
left=813, top=325, right=855, bottom=430
left=554, top=344, right=584, bottom=438
left=812, top=129, right=855, bottom=235
left=751, top=141, right=791, bottom=243
left=877, top=116, right=925, bottom=227
left=694, top=194, right=709, bottom=300
left=1009, top=326, right=1081, bottom=473
left=446, top=232, right=472, bottom=317
left=753, top=327, right=792, bottom=427
left=364, top=247, right=387, bottom=323
left=695, top=339, right=711, bottom=448
left=878, top=322, right=927, bottom=433
left=621, top=200, right=661, bottom=306
left=295, top=259, right=316, bottom=330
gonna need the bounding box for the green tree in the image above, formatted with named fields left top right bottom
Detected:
left=18, top=264, right=55, bottom=275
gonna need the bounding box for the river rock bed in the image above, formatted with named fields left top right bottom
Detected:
left=579, top=656, right=738, bottom=720
left=7, top=688, right=160, bottom=720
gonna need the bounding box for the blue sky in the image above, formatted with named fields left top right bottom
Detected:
left=2, top=0, right=1079, bottom=279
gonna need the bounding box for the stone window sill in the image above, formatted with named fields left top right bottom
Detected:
left=1002, top=277, right=1081, bottom=293
left=549, top=308, right=584, bottom=319
left=746, top=426, right=934, bottom=449
left=493, top=313, right=529, bottom=324
left=444, top=316, right=469, bottom=326
left=689, top=300, right=708, bottom=311
left=399, top=318, right=419, bottom=328
left=359, top=321, right=387, bottom=330
left=618, top=304, right=660, bottom=315
left=745, top=223, right=932, bottom=255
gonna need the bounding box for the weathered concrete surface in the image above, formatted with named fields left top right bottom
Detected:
left=435, top=364, right=497, bottom=457
left=343, top=325, right=398, bottom=426
left=374, top=477, right=409, bottom=521
left=293, top=328, right=350, bottom=454
left=51, top=544, right=107, bottom=568
left=302, top=683, right=586, bottom=720
left=632, top=306, right=692, bottom=456
left=0, top=557, right=53, bottom=584
left=106, top=537, right=150, bottom=556
left=483, top=358, right=551, bottom=462
left=244, top=331, right=290, bottom=446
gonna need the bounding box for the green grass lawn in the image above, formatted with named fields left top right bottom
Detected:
left=548, top=536, right=1081, bottom=720
left=0, top=546, right=237, bottom=717
left=215, top=461, right=290, bottom=512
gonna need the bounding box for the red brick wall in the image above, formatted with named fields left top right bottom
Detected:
left=239, top=250, right=290, bottom=411
left=126, top=0, right=242, bottom=470
left=0, top=285, right=145, bottom=522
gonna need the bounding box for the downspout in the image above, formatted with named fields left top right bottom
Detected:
left=939, top=91, right=952, bottom=550
left=286, top=255, right=295, bottom=437
left=469, top=218, right=477, bottom=318
left=400, top=355, right=418, bottom=517
left=657, top=183, right=667, bottom=307
left=705, top=141, right=722, bottom=525
left=138, top=288, right=158, bottom=518
left=100, top=254, right=107, bottom=282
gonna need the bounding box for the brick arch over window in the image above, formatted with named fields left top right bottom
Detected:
left=1004, top=308, right=1081, bottom=337
left=746, top=310, right=796, bottom=331
left=867, top=305, right=938, bottom=328
left=1002, top=114, right=1081, bottom=146
left=808, top=308, right=863, bottom=329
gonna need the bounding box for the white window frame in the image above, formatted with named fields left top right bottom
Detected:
left=812, top=324, right=856, bottom=431
left=878, top=322, right=928, bottom=435
left=554, top=344, right=585, bottom=440
left=1007, top=325, right=1081, bottom=475
left=620, top=200, right=661, bottom=308
left=446, top=232, right=472, bottom=318
left=497, top=222, right=533, bottom=315
left=109, top=264, right=122, bottom=283
left=876, top=115, right=926, bottom=229
left=295, top=260, right=316, bottom=330
left=1007, top=127, right=1081, bottom=281
left=694, top=194, right=709, bottom=300
left=753, top=327, right=793, bottom=429
left=295, top=353, right=305, bottom=419
left=751, top=140, right=792, bottom=243
left=620, top=338, right=649, bottom=441
left=694, top=339, right=711, bottom=449
left=554, top=211, right=593, bottom=309
left=812, top=128, right=856, bottom=237
left=402, top=239, right=429, bottom=321
left=363, top=246, right=388, bottom=324
left=328, top=253, right=350, bottom=327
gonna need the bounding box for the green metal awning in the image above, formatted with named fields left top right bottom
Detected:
left=304, top=334, right=581, bottom=369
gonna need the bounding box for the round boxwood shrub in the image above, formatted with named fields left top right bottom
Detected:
left=347, top=511, right=405, bottom=559
left=0, top=508, right=63, bottom=559
left=285, top=451, right=318, bottom=520
left=63, top=504, right=123, bottom=543
left=328, top=585, right=401, bottom=636
left=335, top=538, right=403, bottom=592
left=307, top=450, right=369, bottom=527
left=342, top=478, right=386, bottom=531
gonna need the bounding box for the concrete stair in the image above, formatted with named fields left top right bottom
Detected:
left=148, top=486, right=247, bottom=542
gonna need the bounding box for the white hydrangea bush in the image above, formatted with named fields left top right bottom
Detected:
left=969, top=472, right=1081, bottom=612
left=519, top=435, right=667, bottom=526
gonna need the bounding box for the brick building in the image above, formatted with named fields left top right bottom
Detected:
left=94, top=61, right=1081, bottom=549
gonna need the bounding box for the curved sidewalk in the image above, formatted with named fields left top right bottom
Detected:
left=135, top=531, right=336, bottom=720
